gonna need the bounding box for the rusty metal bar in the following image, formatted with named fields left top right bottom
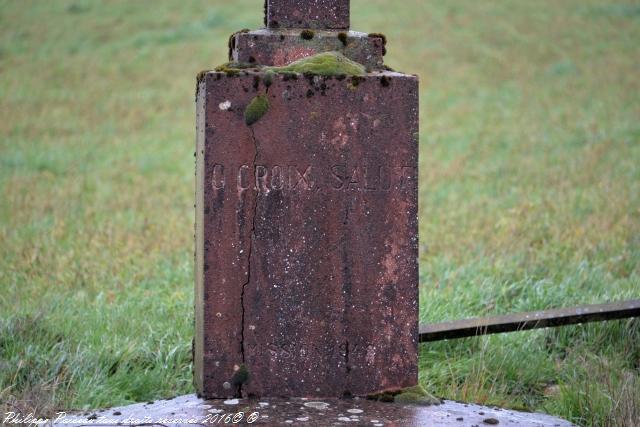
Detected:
left=419, top=299, right=640, bottom=342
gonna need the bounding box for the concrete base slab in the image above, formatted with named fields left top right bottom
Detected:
left=59, top=394, right=575, bottom=426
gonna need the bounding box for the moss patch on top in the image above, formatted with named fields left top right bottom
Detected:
left=266, top=52, right=366, bottom=76
left=212, top=52, right=367, bottom=78
left=213, top=61, right=258, bottom=77
left=215, top=62, right=256, bottom=72
left=244, top=95, right=269, bottom=126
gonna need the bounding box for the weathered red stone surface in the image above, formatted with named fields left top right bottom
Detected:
left=195, top=69, right=419, bottom=398
left=265, top=0, right=350, bottom=30
left=230, top=29, right=385, bottom=68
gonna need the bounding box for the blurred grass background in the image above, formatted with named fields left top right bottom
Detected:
left=0, top=0, right=638, bottom=425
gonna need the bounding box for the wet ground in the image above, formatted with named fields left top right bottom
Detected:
left=57, top=394, right=575, bottom=426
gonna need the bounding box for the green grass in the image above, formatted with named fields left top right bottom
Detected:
left=0, top=0, right=638, bottom=425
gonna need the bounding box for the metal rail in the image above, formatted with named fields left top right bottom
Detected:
left=419, top=299, right=640, bottom=342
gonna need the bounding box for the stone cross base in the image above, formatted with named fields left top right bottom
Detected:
left=63, top=394, right=576, bottom=426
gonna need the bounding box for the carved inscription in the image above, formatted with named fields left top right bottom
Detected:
left=211, top=164, right=416, bottom=193
left=265, top=341, right=372, bottom=360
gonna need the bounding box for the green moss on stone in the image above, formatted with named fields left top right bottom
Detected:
left=214, top=61, right=258, bottom=78
left=401, top=385, right=429, bottom=395
left=367, top=384, right=441, bottom=406
left=215, top=62, right=256, bottom=73
left=395, top=385, right=441, bottom=405
left=263, top=70, right=275, bottom=88
left=244, top=95, right=269, bottom=126
left=196, top=70, right=210, bottom=86
left=338, top=32, right=348, bottom=46
left=231, top=364, right=249, bottom=386
left=394, top=392, right=422, bottom=403
left=266, top=52, right=366, bottom=76
left=212, top=52, right=366, bottom=81
left=346, top=75, right=365, bottom=91
left=368, top=391, right=396, bottom=402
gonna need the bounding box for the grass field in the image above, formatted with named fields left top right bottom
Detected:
left=1, top=0, right=639, bottom=425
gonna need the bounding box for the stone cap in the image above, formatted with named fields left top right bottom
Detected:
left=230, top=29, right=386, bottom=68
left=226, top=0, right=390, bottom=69
left=265, top=0, right=350, bottom=30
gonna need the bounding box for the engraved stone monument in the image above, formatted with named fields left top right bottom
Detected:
left=194, top=0, right=419, bottom=398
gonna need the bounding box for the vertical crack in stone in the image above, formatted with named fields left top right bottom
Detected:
left=345, top=340, right=351, bottom=374
left=239, top=83, right=271, bottom=397
left=238, top=126, right=260, bottom=398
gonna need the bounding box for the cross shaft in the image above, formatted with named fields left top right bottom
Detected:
left=265, top=0, right=350, bottom=30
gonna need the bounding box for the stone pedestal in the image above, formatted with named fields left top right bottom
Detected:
left=65, top=394, right=578, bottom=427
left=194, top=0, right=419, bottom=399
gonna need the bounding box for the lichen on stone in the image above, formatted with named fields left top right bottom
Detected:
left=244, top=95, right=269, bottom=126
left=266, top=52, right=366, bottom=76
left=195, top=70, right=212, bottom=98
left=368, top=32, right=388, bottom=56
left=228, top=28, right=250, bottom=59
left=367, top=32, right=387, bottom=45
